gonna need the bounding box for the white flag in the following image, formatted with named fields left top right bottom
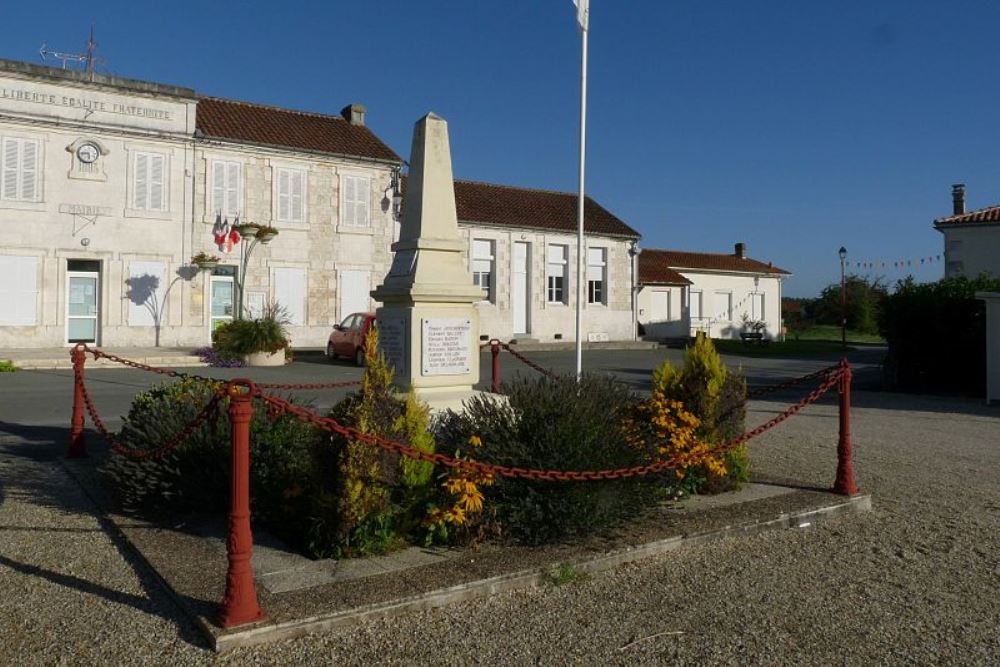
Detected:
left=573, top=0, right=589, bottom=31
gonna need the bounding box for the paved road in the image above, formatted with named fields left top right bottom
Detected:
left=0, top=346, right=884, bottom=432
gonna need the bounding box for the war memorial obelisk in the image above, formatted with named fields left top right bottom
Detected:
left=371, top=113, right=486, bottom=411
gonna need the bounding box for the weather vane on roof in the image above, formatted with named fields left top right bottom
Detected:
left=39, top=24, right=105, bottom=80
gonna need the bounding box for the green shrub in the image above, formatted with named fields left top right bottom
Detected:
left=101, top=379, right=322, bottom=551
left=651, top=334, right=749, bottom=493
left=309, top=331, right=437, bottom=557
left=435, top=374, right=663, bottom=546
left=0, top=360, right=17, bottom=372
left=879, top=275, right=1000, bottom=395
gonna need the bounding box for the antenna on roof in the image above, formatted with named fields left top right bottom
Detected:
left=39, top=24, right=105, bottom=80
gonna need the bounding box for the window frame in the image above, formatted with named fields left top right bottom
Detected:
left=471, top=238, right=496, bottom=303
left=130, top=150, right=168, bottom=213
left=546, top=244, right=568, bottom=304
left=714, top=290, right=733, bottom=321
left=586, top=246, right=607, bottom=305
left=340, top=173, right=372, bottom=228
left=1, top=136, right=42, bottom=203
left=273, top=165, right=307, bottom=224
left=210, top=159, right=243, bottom=220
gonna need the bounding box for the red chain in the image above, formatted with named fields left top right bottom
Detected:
left=495, top=342, right=559, bottom=379
left=746, top=364, right=840, bottom=399
left=255, top=366, right=843, bottom=482
left=80, top=344, right=362, bottom=391
left=79, top=379, right=225, bottom=460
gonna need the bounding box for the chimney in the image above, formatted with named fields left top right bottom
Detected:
left=952, top=183, right=966, bottom=216
left=735, top=242, right=747, bottom=259
left=341, top=103, right=367, bottom=127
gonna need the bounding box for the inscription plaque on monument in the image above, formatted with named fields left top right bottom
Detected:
left=377, top=316, right=408, bottom=376
left=421, top=318, right=472, bottom=376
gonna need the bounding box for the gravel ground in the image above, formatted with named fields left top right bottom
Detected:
left=1, top=389, right=998, bottom=665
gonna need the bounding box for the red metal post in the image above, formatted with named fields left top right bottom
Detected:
left=833, top=359, right=859, bottom=495
left=219, top=379, right=265, bottom=628
left=491, top=340, right=501, bottom=393
left=67, top=344, right=87, bottom=459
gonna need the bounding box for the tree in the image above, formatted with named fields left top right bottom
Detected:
left=813, top=275, right=888, bottom=335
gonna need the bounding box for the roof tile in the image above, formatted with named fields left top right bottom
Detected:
left=639, top=248, right=790, bottom=282
left=196, top=97, right=401, bottom=162
left=934, top=205, right=1000, bottom=225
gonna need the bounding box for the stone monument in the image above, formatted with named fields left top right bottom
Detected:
left=372, top=113, right=486, bottom=411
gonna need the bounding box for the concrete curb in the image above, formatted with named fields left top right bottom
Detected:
left=210, top=493, right=871, bottom=652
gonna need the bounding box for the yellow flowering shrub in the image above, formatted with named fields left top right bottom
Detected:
left=424, top=434, right=494, bottom=544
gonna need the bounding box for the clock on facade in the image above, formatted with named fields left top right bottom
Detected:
left=76, top=143, right=99, bottom=164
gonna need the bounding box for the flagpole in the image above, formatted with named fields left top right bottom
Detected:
left=575, top=15, right=588, bottom=382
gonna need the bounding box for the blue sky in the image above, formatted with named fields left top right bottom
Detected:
left=5, top=1, right=999, bottom=296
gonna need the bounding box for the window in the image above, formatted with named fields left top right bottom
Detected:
left=1, top=137, right=40, bottom=202
left=472, top=239, right=495, bottom=302
left=946, top=261, right=964, bottom=277
left=0, top=255, right=38, bottom=325
left=341, top=174, right=370, bottom=227
left=547, top=244, right=568, bottom=303
left=751, top=293, right=765, bottom=320
left=132, top=152, right=166, bottom=211
left=587, top=247, right=607, bottom=304
left=275, top=167, right=305, bottom=223
left=273, top=267, right=306, bottom=325
left=715, top=291, right=733, bottom=321
left=211, top=160, right=242, bottom=219
left=689, top=290, right=703, bottom=320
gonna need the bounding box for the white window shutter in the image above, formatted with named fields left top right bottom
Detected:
left=343, top=175, right=356, bottom=225
left=226, top=162, right=240, bottom=217
left=356, top=177, right=369, bottom=226
left=273, top=267, right=306, bottom=325
left=20, top=140, right=37, bottom=201
left=211, top=161, right=225, bottom=215
left=290, top=170, right=303, bottom=222
left=149, top=154, right=164, bottom=211
left=1, top=139, right=17, bottom=201
left=277, top=169, right=290, bottom=221
left=134, top=153, right=149, bottom=210
left=0, top=255, right=38, bottom=325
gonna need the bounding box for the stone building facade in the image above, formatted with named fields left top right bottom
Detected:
left=0, top=58, right=642, bottom=350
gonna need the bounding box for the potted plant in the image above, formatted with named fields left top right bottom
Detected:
left=233, top=221, right=260, bottom=238
left=255, top=225, right=279, bottom=244
left=212, top=302, right=291, bottom=366
left=191, top=251, right=221, bottom=271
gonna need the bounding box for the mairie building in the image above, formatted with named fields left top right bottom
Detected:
left=0, top=58, right=645, bottom=350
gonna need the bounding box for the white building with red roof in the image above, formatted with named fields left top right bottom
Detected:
left=637, top=243, right=790, bottom=341
left=934, top=184, right=1000, bottom=280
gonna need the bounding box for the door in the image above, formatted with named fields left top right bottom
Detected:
left=512, top=242, right=529, bottom=334
left=210, top=275, right=235, bottom=333
left=650, top=290, right=670, bottom=322
left=67, top=271, right=99, bottom=344
left=339, top=270, right=370, bottom=321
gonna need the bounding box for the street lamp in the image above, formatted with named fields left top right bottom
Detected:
left=234, top=220, right=278, bottom=320
left=838, top=246, right=847, bottom=349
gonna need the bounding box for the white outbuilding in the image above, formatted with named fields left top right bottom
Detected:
left=637, top=243, right=790, bottom=341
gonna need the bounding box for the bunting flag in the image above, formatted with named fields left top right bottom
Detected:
left=845, top=254, right=942, bottom=272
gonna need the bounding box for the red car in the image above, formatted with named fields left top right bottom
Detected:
left=327, top=312, right=375, bottom=366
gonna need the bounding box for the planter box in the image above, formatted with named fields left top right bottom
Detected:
left=245, top=350, right=286, bottom=367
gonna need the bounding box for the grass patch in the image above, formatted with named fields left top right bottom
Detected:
left=546, top=562, right=587, bottom=586
left=792, top=325, right=885, bottom=344
left=0, top=360, right=18, bottom=372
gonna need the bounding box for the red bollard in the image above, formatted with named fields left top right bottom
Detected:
left=219, top=380, right=265, bottom=628
left=833, top=359, right=859, bottom=495
left=491, top=340, right=501, bottom=393
left=67, top=344, right=87, bottom=459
